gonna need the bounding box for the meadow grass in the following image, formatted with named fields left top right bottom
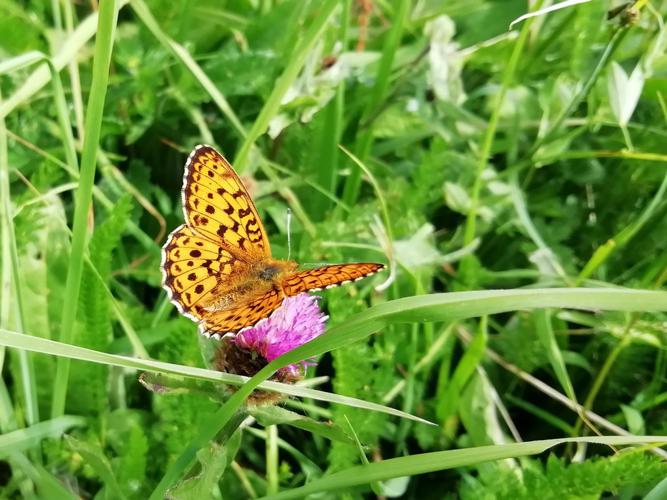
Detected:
left=1, top=0, right=667, bottom=498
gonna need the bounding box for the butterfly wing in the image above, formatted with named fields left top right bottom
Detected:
left=161, top=224, right=246, bottom=321
left=166, top=146, right=385, bottom=337
left=281, top=263, right=385, bottom=296
left=197, top=287, right=285, bottom=338
left=187, top=262, right=385, bottom=337
left=182, top=144, right=271, bottom=258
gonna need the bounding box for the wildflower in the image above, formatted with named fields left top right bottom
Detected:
left=213, top=294, right=327, bottom=404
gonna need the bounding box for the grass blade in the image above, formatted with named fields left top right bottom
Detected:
left=0, top=328, right=429, bottom=425
left=0, top=416, right=86, bottom=459
left=0, top=0, right=130, bottom=120
left=261, top=435, right=667, bottom=499
left=341, top=0, right=411, bottom=205
left=51, top=0, right=120, bottom=418
left=149, top=287, right=667, bottom=497
left=0, top=89, right=39, bottom=426
left=233, top=0, right=339, bottom=173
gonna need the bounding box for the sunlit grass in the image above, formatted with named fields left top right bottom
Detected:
left=1, top=0, right=666, bottom=497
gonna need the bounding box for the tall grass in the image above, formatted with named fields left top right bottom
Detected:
left=1, top=0, right=666, bottom=497
left=50, top=0, right=120, bottom=418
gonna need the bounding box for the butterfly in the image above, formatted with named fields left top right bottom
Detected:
left=161, top=145, right=385, bottom=339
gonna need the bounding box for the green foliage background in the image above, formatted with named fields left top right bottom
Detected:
left=1, top=0, right=667, bottom=498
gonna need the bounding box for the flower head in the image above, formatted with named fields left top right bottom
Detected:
left=213, top=294, right=327, bottom=404
left=234, top=294, right=327, bottom=374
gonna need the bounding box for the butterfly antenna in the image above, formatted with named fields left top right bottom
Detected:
left=286, top=208, right=293, bottom=260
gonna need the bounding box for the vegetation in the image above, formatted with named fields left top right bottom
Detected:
left=1, top=0, right=667, bottom=498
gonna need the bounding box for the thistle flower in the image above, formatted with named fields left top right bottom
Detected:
left=235, top=294, right=327, bottom=370
left=213, top=294, right=327, bottom=404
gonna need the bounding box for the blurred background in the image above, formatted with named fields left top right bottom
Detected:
left=1, top=0, right=667, bottom=498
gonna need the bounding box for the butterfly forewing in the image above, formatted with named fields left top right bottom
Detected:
left=161, top=224, right=243, bottom=320
left=182, top=145, right=271, bottom=258
left=281, top=263, right=385, bottom=296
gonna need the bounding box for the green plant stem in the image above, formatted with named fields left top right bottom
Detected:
left=620, top=124, right=634, bottom=150
left=339, top=145, right=394, bottom=243
left=462, top=2, right=542, bottom=250
left=313, top=0, right=348, bottom=220
left=569, top=320, right=636, bottom=445
left=50, top=0, right=62, bottom=29
left=150, top=406, right=248, bottom=499
left=0, top=51, right=79, bottom=172
left=505, top=394, right=575, bottom=434
left=583, top=334, right=632, bottom=416
left=130, top=0, right=246, bottom=139
left=527, top=26, right=629, bottom=159
left=233, top=0, right=339, bottom=173
left=341, top=0, right=410, bottom=206
left=51, top=0, right=119, bottom=418
left=266, top=425, right=279, bottom=495
left=577, top=169, right=667, bottom=284
left=62, top=0, right=85, bottom=139
left=0, top=89, right=39, bottom=427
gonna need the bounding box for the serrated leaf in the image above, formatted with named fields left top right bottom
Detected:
left=66, top=436, right=126, bottom=500
left=251, top=405, right=354, bottom=445
left=166, top=443, right=228, bottom=500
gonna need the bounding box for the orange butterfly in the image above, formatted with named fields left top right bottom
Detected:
left=161, top=145, right=385, bottom=338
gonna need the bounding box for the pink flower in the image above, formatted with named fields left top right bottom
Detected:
left=212, top=294, right=327, bottom=405
left=233, top=294, right=327, bottom=375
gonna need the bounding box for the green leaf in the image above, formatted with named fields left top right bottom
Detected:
left=65, top=436, right=127, bottom=500
left=166, top=443, right=228, bottom=500
left=0, top=417, right=85, bottom=458
left=620, top=404, right=645, bottom=435
left=251, top=405, right=354, bottom=445
left=535, top=310, right=577, bottom=402
left=645, top=477, right=667, bottom=500
left=608, top=62, right=644, bottom=126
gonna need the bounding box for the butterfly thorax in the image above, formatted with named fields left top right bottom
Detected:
left=256, top=259, right=298, bottom=282
left=199, top=258, right=297, bottom=314
left=253, top=258, right=298, bottom=283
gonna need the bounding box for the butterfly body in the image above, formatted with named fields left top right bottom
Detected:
left=198, top=258, right=297, bottom=313
left=161, top=145, right=385, bottom=338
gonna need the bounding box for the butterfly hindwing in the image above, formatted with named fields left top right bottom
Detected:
left=198, top=287, right=286, bottom=337
left=182, top=145, right=271, bottom=258
left=281, top=263, right=385, bottom=296
left=161, top=224, right=244, bottom=320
